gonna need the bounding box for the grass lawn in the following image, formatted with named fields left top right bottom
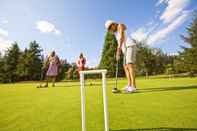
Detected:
left=0, top=77, right=197, bottom=131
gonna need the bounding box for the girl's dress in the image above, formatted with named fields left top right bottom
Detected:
left=46, top=56, right=59, bottom=77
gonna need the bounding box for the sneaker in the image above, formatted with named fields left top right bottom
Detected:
left=125, top=86, right=135, bottom=93
left=122, top=86, right=129, bottom=91
left=132, top=87, right=137, bottom=92
left=112, top=88, right=120, bottom=93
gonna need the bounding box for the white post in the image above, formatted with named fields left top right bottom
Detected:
left=102, top=72, right=109, bottom=131
left=80, top=69, right=109, bottom=131
left=80, top=73, right=86, bottom=131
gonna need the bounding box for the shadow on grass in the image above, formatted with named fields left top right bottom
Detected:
left=52, top=83, right=197, bottom=94
left=134, top=85, right=197, bottom=94
left=57, top=84, right=80, bottom=88
left=110, top=127, right=197, bottom=131
left=56, top=83, right=115, bottom=88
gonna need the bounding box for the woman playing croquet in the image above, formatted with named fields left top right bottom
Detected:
left=104, top=20, right=121, bottom=93
left=116, top=23, right=137, bottom=93
left=43, top=51, right=60, bottom=87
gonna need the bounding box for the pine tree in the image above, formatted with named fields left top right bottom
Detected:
left=27, top=41, right=43, bottom=80
left=0, top=53, right=4, bottom=82
left=181, top=15, right=197, bottom=75
left=57, top=59, right=71, bottom=81
left=4, top=43, right=21, bottom=82
left=99, top=31, right=124, bottom=77
left=17, top=41, right=43, bottom=80
left=16, top=48, right=29, bottom=80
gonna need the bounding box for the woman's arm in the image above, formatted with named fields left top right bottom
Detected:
left=118, top=26, right=125, bottom=49
left=116, top=24, right=126, bottom=61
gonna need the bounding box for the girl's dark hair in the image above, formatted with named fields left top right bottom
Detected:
left=80, top=53, right=83, bottom=58
left=51, top=51, right=55, bottom=57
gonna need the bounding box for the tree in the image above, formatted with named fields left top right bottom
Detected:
left=173, top=56, right=187, bottom=73
left=135, top=42, right=172, bottom=76
left=16, top=48, right=30, bottom=80
left=16, top=41, right=43, bottom=80
left=3, top=43, right=21, bottom=82
left=57, top=59, right=71, bottom=81
left=0, top=53, right=5, bottom=82
left=99, top=32, right=124, bottom=77
left=66, top=63, right=77, bottom=80
left=135, top=42, right=157, bottom=76
left=165, top=64, right=174, bottom=75
left=180, top=15, right=197, bottom=75
left=27, top=41, right=43, bottom=80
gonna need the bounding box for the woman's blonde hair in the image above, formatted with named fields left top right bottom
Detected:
left=118, top=24, right=127, bottom=31
left=118, top=24, right=127, bottom=42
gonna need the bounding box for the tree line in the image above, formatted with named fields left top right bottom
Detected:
left=0, top=41, right=43, bottom=83
left=0, top=15, right=197, bottom=83
left=0, top=41, right=73, bottom=83
left=0, top=40, right=96, bottom=83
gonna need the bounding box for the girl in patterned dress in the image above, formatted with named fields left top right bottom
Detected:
left=44, top=51, right=60, bottom=87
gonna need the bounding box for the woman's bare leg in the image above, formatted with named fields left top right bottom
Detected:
left=124, top=65, right=131, bottom=86
left=44, top=76, right=49, bottom=87
left=52, top=77, right=56, bottom=87
left=127, top=64, right=136, bottom=88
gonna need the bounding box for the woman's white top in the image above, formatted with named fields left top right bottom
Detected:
left=117, top=33, right=136, bottom=54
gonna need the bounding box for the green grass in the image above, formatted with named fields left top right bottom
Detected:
left=0, top=77, right=197, bottom=131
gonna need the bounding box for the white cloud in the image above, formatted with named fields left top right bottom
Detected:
left=0, top=28, right=12, bottom=52
left=147, top=11, right=191, bottom=45
left=159, top=0, right=190, bottom=24
left=0, top=18, right=8, bottom=24
left=131, top=28, right=148, bottom=42
left=0, top=37, right=12, bottom=51
left=54, top=29, right=61, bottom=35
left=131, top=23, right=159, bottom=42
left=0, top=28, right=8, bottom=37
left=2, top=19, right=8, bottom=24
left=36, top=20, right=61, bottom=35
left=156, top=0, right=168, bottom=6
left=130, top=0, right=192, bottom=45
left=147, top=20, right=154, bottom=26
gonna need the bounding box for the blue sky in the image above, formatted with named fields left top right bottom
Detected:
left=0, top=0, right=197, bottom=67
